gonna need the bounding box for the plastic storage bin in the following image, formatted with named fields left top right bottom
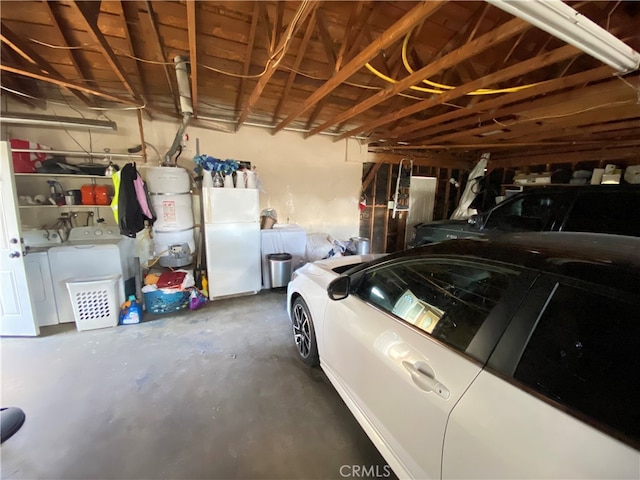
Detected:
left=268, top=253, right=292, bottom=288
left=144, top=289, right=190, bottom=314
left=66, top=274, right=121, bottom=331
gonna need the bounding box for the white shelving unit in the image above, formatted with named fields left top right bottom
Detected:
left=15, top=172, right=115, bottom=228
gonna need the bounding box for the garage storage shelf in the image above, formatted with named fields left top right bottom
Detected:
left=15, top=173, right=113, bottom=209
left=15, top=173, right=111, bottom=179
left=18, top=205, right=109, bottom=209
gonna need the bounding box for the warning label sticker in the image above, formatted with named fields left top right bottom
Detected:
left=162, top=200, right=176, bottom=226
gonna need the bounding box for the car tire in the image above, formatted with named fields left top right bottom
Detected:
left=291, top=297, right=319, bottom=367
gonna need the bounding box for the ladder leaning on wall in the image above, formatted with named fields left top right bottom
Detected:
left=393, top=157, right=413, bottom=218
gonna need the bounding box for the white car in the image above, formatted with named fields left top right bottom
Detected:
left=287, top=233, right=640, bottom=479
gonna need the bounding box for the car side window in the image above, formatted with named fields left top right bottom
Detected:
left=354, top=260, right=517, bottom=352
left=563, top=191, right=640, bottom=237
left=484, top=192, right=567, bottom=232
left=513, top=283, right=640, bottom=444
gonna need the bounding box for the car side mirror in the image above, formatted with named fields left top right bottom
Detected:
left=468, top=214, right=482, bottom=228
left=328, top=276, right=350, bottom=301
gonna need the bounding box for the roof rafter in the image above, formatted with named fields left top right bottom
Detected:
left=187, top=0, right=198, bottom=117
left=476, top=104, right=640, bottom=145
left=336, top=43, right=587, bottom=141
left=397, top=65, right=613, bottom=142
left=0, top=20, right=92, bottom=106
left=491, top=145, right=639, bottom=168
left=273, top=2, right=285, bottom=53
left=371, top=152, right=471, bottom=170
left=42, top=1, right=98, bottom=99
left=236, top=1, right=318, bottom=131
left=274, top=0, right=446, bottom=134
left=141, top=0, right=179, bottom=113
left=307, top=16, right=531, bottom=138
left=272, top=9, right=317, bottom=123
left=0, top=63, right=142, bottom=106
left=235, top=2, right=260, bottom=116
left=117, top=0, right=152, bottom=120
left=334, top=1, right=366, bottom=73
left=69, top=0, right=141, bottom=102
left=315, top=8, right=337, bottom=69
left=424, top=77, right=637, bottom=145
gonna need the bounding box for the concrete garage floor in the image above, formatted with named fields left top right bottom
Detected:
left=1, top=291, right=392, bottom=480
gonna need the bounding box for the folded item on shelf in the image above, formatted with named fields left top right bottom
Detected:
left=156, top=271, right=187, bottom=289
left=144, top=273, right=160, bottom=285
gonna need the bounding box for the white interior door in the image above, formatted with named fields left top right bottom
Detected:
left=0, top=141, right=39, bottom=336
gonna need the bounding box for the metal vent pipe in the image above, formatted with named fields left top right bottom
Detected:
left=163, top=55, right=193, bottom=166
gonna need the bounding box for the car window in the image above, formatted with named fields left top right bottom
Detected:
left=513, top=283, right=640, bottom=444
left=354, top=259, right=518, bottom=352
left=562, top=191, right=640, bottom=237
left=484, top=192, right=568, bottom=232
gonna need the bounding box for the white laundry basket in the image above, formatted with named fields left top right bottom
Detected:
left=66, top=274, right=121, bottom=331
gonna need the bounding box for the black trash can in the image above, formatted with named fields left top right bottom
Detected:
left=268, top=253, right=292, bottom=288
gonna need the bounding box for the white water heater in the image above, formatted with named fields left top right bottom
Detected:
left=146, top=166, right=195, bottom=267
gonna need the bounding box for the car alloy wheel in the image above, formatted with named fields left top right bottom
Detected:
left=291, top=297, right=319, bottom=366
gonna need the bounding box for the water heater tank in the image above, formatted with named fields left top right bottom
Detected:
left=146, top=166, right=195, bottom=268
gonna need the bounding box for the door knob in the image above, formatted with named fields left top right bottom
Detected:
left=10, top=238, right=18, bottom=244
left=9, top=251, right=21, bottom=258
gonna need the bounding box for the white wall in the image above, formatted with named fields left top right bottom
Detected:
left=2, top=99, right=366, bottom=240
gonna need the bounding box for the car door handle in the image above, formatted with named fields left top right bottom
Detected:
left=402, top=361, right=450, bottom=399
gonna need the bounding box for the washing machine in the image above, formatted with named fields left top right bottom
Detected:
left=23, top=229, right=63, bottom=327
left=48, top=226, right=136, bottom=324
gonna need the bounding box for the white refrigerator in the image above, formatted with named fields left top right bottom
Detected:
left=203, top=187, right=261, bottom=299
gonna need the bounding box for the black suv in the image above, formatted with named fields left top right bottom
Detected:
left=413, top=185, right=640, bottom=246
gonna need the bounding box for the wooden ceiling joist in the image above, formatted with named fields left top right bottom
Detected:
left=272, top=10, right=316, bottom=123
left=70, top=0, right=141, bottom=102
left=117, top=0, right=152, bottom=120
left=337, top=43, right=586, bottom=142
left=371, top=152, right=472, bottom=170
left=235, top=1, right=318, bottom=131
left=306, top=16, right=531, bottom=138
left=341, top=3, right=375, bottom=71
left=482, top=105, right=640, bottom=145
left=0, top=63, right=141, bottom=106
left=466, top=3, right=491, bottom=43
left=141, top=0, right=179, bottom=113
left=273, top=0, right=446, bottom=134
left=0, top=21, right=92, bottom=106
left=0, top=1, right=636, bottom=165
left=187, top=0, right=199, bottom=117
left=394, top=65, right=614, bottom=142
left=42, top=1, right=98, bottom=94
left=334, top=1, right=365, bottom=73
left=0, top=72, right=43, bottom=109
left=419, top=76, right=638, bottom=145
left=273, top=2, right=285, bottom=53
left=315, top=8, right=337, bottom=70
left=235, top=2, right=260, bottom=116
left=491, top=145, right=639, bottom=169
left=370, top=139, right=640, bottom=150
